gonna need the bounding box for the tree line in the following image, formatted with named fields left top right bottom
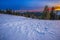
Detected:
left=0, top=5, right=60, bottom=20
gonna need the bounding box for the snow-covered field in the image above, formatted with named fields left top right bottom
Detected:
left=0, top=14, right=60, bottom=40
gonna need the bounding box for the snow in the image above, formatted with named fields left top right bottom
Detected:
left=0, top=14, right=60, bottom=40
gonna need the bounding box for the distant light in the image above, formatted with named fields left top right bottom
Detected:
left=54, top=5, right=60, bottom=11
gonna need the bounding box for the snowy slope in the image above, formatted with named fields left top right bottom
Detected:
left=0, top=14, right=60, bottom=40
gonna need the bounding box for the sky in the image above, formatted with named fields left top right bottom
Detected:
left=0, top=0, right=60, bottom=10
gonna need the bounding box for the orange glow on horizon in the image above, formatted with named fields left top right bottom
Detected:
left=54, top=5, right=60, bottom=11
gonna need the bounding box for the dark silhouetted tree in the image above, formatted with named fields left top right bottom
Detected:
left=42, top=5, right=49, bottom=19
left=50, top=7, right=56, bottom=20
left=6, top=9, right=12, bottom=14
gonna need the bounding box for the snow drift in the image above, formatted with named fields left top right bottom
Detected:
left=0, top=14, right=60, bottom=40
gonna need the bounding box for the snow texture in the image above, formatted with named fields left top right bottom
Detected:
left=0, top=14, right=60, bottom=40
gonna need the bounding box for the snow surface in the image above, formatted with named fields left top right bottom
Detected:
left=0, top=14, right=60, bottom=40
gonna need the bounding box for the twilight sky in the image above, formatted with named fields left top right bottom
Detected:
left=0, top=0, right=60, bottom=10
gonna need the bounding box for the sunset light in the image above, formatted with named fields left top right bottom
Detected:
left=54, top=5, right=60, bottom=11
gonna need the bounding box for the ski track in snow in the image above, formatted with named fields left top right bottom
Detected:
left=0, top=14, right=60, bottom=40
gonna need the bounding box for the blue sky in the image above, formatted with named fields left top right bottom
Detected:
left=0, top=0, right=60, bottom=10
